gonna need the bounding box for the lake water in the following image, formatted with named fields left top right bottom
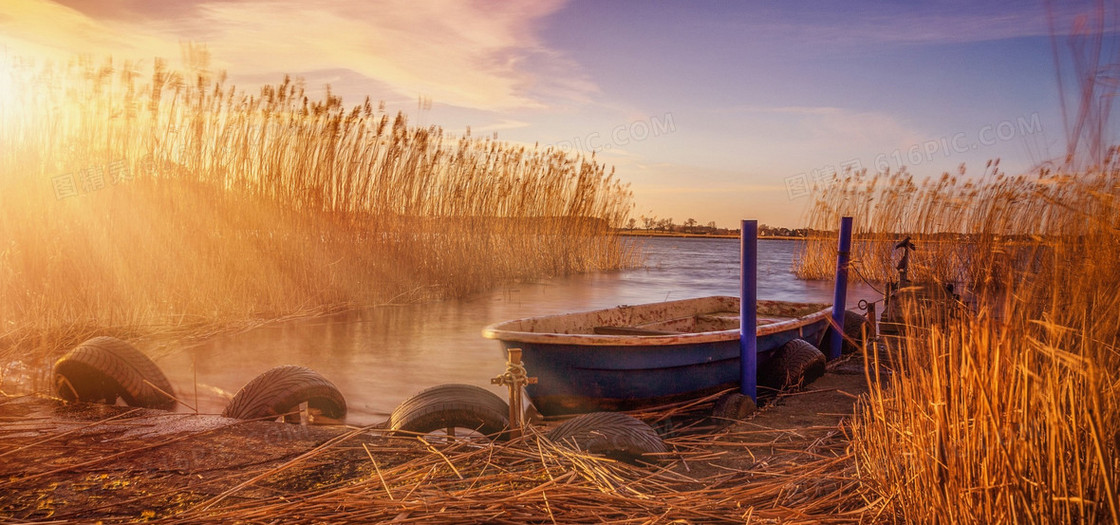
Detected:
left=159, top=237, right=881, bottom=424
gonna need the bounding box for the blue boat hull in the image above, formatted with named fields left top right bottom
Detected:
left=483, top=296, right=831, bottom=416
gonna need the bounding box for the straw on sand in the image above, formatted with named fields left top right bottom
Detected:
left=0, top=393, right=864, bottom=524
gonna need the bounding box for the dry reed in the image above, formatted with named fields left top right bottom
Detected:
left=0, top=53, right=634, bottom=384
left=794, top=161, right=1053, bottom=288
left=802, top=156, right=1120, bottom=522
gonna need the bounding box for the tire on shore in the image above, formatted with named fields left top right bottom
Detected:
left=712, top=391, right=758, bottom=425
left=389, top=384, right=510, bottom=441
left=53, top=336, right=177, bottom=410
left=547, top=411, right=667, bottom=465
left=817, top=310, right=870, bottom=355
left=222, top=365, right=347, bottom=423
left=760, top=338, right=827, bottom=392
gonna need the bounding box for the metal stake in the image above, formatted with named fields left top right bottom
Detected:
left=740, top=219, right=758, bottom=402
left=829, top=216, right=853, bottom=360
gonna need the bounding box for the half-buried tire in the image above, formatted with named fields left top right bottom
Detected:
left=760, top=338, right=827, bottom=392
left=712, top=391, right=758, bottom=425
left=818, top=310, right=869, bottom=355
left=53, top=336, right=176, bottom=410
left=389, top=384, right=510, bottom=441
left=547, top=412, right=667, bottom=465
left=222, top=365, right=347, bottom=423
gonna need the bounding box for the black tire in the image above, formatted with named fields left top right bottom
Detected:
left=547, top=412, right=667, bottom=464
left=389, top=384, right=510, bottom=441
left=53, top=336, right=176, bottom=410
left=760, top=338, right=826, bottom=391
left=818, top=310, right=869, bottom=355
left=841, top=310, right=869, bottom=353
left=712, top=392, right=757, bottom=424
left=222, top=365, right=347, bottom=423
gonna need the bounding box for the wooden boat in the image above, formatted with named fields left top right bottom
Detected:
left=482, top=296, right=831, bottom=416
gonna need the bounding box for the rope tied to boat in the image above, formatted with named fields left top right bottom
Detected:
left=491, top=361, right=533, bottom=389
left=491, top=348, right=537, bottom=439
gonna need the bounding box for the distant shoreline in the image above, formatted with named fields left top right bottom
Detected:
left=616, top=231, right=805, bottom=241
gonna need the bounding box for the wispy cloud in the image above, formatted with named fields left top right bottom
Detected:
left=714, top=104, right=925, bottom=168
left=2, top=0, right=593, bottom=111
left=640, top=184, right=787, bottom=194
left=1, top=0, right=176, bottom=58
left=730, top=1, right=1118, bottom=50
left=474, top=119, right=532, bottom=133
left=803, top=109, right=924, bottom=154
left=733, top=105, right=844, bottom=116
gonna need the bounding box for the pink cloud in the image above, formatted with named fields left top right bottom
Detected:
left=1, top=0, right=593, bottom=111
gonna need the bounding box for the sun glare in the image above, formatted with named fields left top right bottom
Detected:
left=0, top=54, right=15, bottom=113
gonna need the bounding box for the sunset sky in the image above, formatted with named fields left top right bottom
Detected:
left=1, top=0, right=1115, bottom=227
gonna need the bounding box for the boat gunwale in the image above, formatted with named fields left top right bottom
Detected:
left=481, top=297, right=832, bottom=347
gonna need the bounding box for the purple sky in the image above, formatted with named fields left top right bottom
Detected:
left=2, top=1, right=1116, bottom=227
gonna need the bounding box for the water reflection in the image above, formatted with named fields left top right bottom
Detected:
left=160, top=237, right=882, bottom=424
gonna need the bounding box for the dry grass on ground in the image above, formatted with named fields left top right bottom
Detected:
left=0, top=365, right=875, bottom=524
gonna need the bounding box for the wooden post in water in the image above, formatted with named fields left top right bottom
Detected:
left=740, top=220, right=758, bottom=402
left=829, top=216, right=854, bottom=360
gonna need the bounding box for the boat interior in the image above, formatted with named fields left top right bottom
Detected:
left=486, top=297, right=829, bottom=337
left=591, top=311, right=801, bottom=335
left=586, top=300, right=828, bottom=336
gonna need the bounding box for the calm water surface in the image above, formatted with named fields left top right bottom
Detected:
left=160, top=237, right=880, bottom=424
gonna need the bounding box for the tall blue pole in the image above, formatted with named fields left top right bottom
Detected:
left=740, top=220, right=758, bottom=401
left=829, top=216, right=854, bottom=360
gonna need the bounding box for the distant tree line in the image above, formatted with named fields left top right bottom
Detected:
left=621, top=217, right=807, bottom=237
left=757, top=224, right=809, bottom=238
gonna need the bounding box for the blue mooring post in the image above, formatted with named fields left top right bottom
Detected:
left=829, top=216, right=854, bottom=360
left=740, top=219, right=758, bottom=401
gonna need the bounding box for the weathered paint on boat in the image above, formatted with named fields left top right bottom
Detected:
left=482, top=296, right=831, bottom=416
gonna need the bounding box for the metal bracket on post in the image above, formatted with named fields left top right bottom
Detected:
left=491, top=348, right=537, bottom=439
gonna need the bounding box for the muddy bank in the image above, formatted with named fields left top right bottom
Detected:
left=0, top=356, right=882, bottom=523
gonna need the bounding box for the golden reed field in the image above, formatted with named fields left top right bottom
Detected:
left=797, top=163, right=1120, bottom=522
left=2, top=52, right=1118, bottom=523
left=0, top=53, right=635, bottom=371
